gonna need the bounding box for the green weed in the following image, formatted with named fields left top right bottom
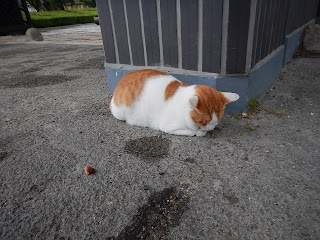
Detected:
left=245, top=124, right=258, bottom=132
left=232, top=113, right=240, bottom=120
left=248, top=96, right=260, bottom=113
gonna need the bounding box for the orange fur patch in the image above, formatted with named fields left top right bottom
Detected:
left=112, top=69, right=168, bottom=106
left=164, top=80, right=189, bottom=101
left=190, top=85, right=229, bottom=126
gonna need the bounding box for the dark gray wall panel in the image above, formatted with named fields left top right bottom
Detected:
left=286, top=0, right=295, bottom=35
left=125, top=0, right=144, bottom=66
left=251, top=0, right=262, bottom=67
left=261, top=0, right=274, bottom=58
left=181, top=0, right=198, bottom=71
left=254, top=0, right=267, bottom=65
left=226, top=0, right=251, bottom=74
left=267, top=0, right=277, bottom=55
left=141, top=0, right=160, bottom=66
left=160, top=0, right=178, bottom=68
left=270, top=0, right=281, bottom=52
left=279, top=0, right=290, bottom=46
left=202, top=0, right=223, bottom=73
left=96, top=0, right=116, bottom=63
left=110, top=0, right=130, bottom=64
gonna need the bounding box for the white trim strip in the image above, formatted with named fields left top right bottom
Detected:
left=197, top=0, right=203, bottom=72
left=108, top=0, right=119, bottom=64
left=220, top=0, right=229, bottom=75
left=156, top=0, right=164, bottom=66
left=123, top=0, right=133, bottom=65
left=245, top=0, right=257, bottom=73
left=176, top=0, right=182, bottom=69
left=138, top=0, right=147, bottom=66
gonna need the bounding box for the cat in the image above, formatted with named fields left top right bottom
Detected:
left=110, top=69, right=239, bottom=136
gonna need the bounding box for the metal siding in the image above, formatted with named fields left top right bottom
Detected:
left=254, top=0, right=267, bottom=65
left=181, top=0, right=198, bottom=71
left=226, top=0, right=251, bottom=74
left=160, top=0, right=178, bottom=68
left=110, top=0, right=130, bottom=64
left=96, top=0, right=116, bottom=63
left=261, top=0, right=273, bottom=58
left=270, top=0, right=281, bottom=52
left=251, top=0, right=262, bottom=67
left=260, top=0, right=273, bottom=60
left=277, top=0, right=286, bottom=46
left=202, top=0, right=223, bottom=73
left=279, top=0, right=290, bottom=46
left=267, top=0, right=276, bottom=54
left=314, top=0, right=319, bottom=19
left=141, top=0, right=161, bottom=66
left=125, top=0, right=145, bottom=66
left=263, top=0, right=278, bottom=56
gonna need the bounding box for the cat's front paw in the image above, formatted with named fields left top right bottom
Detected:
left=196, top=129, right=207, bottom=137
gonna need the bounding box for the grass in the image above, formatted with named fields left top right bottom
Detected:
left=29, top=8, right=98, bottom=28
left=248, top=96, right=260, bottom=113
left=245, top=124, right=258, bottom=132
left=232, top=113, right=240, bottom=120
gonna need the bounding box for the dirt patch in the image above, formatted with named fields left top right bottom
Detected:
left=124, top=136, right=170, bottom=162
left=67, top=56, right=105, bottom=71
left=21, top=67, right=42, bottom=73
left=223, top=193, right=239, bottom=204
left=185, top=158, right=196, bottom=163
left=107, top=187, right=189, bottom=240
left=0, top=150, right=8, bottom=162
left=0, top=74, right=79, bottom=88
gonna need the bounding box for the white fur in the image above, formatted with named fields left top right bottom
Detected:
left=222, top=92, right=240, bottom=102
left=110, top=75, right=238, bottom=136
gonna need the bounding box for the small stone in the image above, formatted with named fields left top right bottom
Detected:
left=241, top=112, right=248, bottom=117
left=84, top=166, right=95, bottom=175
left=25, top=28, right=43, bottom=41
left=94, top=17, right=99, bottom=25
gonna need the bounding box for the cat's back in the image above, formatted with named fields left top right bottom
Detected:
left=112, top=69, right=169, bottom=107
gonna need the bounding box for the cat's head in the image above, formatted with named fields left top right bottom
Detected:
left=189, top=85, right=239, bottom=131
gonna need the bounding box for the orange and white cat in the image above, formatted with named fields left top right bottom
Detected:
left=110, top=69, right=239, bottom=136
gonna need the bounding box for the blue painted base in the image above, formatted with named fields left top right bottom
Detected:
left=104, top=20, right=315, bottom=114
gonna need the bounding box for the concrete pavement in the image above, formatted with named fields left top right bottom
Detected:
left=0, top=24, right=319, bottom=239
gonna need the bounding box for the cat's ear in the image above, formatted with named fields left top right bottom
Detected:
left=222, top=92, right=240, bottom=104
left=189, top=96, right=198, bottom=110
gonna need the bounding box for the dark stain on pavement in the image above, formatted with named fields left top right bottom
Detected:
left=185, top=157, right=196, bottom=163
left=0, top=150, right=8, bottom=162
left=223, top=193, right=239, bottom=204
left=107, top=187, right=189, bottom=240
left=67, top=56, right=105, bottom=71
left=21, top=67, right=42, bottom=73
left=1, top=75, right=79, bottom=88
left=125, top=136, right=170, bottom=161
